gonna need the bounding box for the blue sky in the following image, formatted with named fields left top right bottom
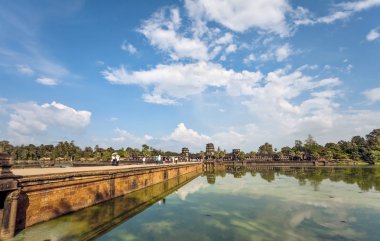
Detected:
left=0, top=0, right=380, bottom=152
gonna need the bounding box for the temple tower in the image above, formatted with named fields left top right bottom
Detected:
left=181, top=147, right=189, bottom=162
left=232, top=149, right=240, bottom=161
left=205, top=143, right=215, bottom=160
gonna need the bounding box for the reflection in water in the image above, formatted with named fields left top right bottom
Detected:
left=204, top=165, right=380, bottom=191
left=13, top=166, right=380, bottom=241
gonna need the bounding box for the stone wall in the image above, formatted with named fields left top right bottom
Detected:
left=18, top=170, right=201, bottom=241
left=14, top=163, right=202, bottom=232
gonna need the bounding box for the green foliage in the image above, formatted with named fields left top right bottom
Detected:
left=281, top=147, right=291, bottom=156
left=258, top=142, right=273, bottom=156
left=366, top=129, right=380, bottom=151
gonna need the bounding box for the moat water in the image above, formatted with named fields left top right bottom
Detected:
left=13, top=166, right=380, bottom=241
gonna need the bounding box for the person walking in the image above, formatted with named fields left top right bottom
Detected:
left=158, top=154, right=161, bottom=164
left=115, top=154, right=120, bottom=166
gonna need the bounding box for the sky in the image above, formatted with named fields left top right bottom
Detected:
left=0, top=0, right=380, bottom=152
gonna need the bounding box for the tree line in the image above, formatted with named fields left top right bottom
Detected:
left=232, top=129, right=380, bottom=164
left=0, top=141, right=178, bottom=162
left=0, top=129, right=379, bottom=164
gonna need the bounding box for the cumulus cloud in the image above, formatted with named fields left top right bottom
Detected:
left=362, top=87, right=380, bottom=102
left=184, top=0, right=291, bottom=36
left=366, top=28, right=380, bottom=41
left=7, top=101, right=91, bottom=142
left=164, top=123, right=211, bottom=147
left=121, top=41, right=137, bottom=54
left=102, top=61, right=263, bottom=104
left=138, top=7, right=209, bottom=61
left=36, top=77, right=58, bottom=86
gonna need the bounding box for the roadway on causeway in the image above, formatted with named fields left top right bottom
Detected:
left=12, top=162, right=199, bottom=177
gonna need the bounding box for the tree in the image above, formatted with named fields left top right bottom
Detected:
left=304, top=135, right=322, bottom=160
left=310, top=151, right=320, bottom=160
left=274, top=151, right=284, bottom=159
left=305, top=134, right=317, bottom=146
left=215, top=147, right=221, bottom=160
left=295, top=151, right=303, bottom=160
left=83, top=146, right=94, bottom=159
left=238, top=151, right=246, bottom=161
left=294, top=140, right=303, bottom=152
left=220, top=150, right=226, bottom=161
left=281, top=146, right=291, bottom=156
left=366, top=129, right=380, bottom=151
left=199, top=151, right=205, bottom=160
left=258, top=143, right=273, bottom=156
left=351, top=136, right=366, bottom=147
left=289, top=150, right=295, bottom=160
left=322, top=150, right=333, bottom=161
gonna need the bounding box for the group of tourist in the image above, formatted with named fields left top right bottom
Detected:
left=111, top=153, right=120, bottom=166
left=111, top=153, right=187, bottom=166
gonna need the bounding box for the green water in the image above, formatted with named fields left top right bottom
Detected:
left=13, top=166, right=380, bottom=241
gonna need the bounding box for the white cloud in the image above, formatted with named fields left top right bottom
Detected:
left=138, top=7, right=209, bottom=61
left=366, top=28, right=380, bottom=41
left=36, top=77, right=58, bottom=86
left=316, top=11, right=352, bottom=24
left=112, top=128, right=154, bottom=145
left=17, top=64, right=34, bottom=75
left=243, top=54, right=256, bottom=65
left=362, top=87, right=380, bottom=102
left=275, top=43, right=293, bottom=61
left=121, top=41, right=137, bottom=54
left=338, top=0, right=380, bottom=12
left=258, top=43, right=294, bottom=62
left=297, top=0, right=380, bottom=26
left=185, top=0, right=292, bottom=36
left=102, top=61, right=263, bottom=104
left=214, top=32, right=234, bottom=45
left=7, top=101, right=91, bottom=142
left=163, top=123, right=211, bottom=147
left=176, top=178, right=208, bottom=200
left=142, top=93, right=177, bottom=105
left=225, top=44, right=237, bottom=54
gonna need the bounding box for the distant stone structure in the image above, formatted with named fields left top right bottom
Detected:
left=205, top=143, right=215, bottom=160
left=232, top=149, right=240, bottom=161
left=181, top=147, right=189, bottom=162
left=0, top=152, right=14, bottom=178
